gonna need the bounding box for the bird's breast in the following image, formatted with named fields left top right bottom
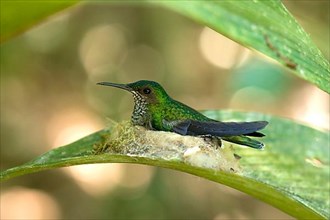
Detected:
left=131, top=98, right=152, bottom=128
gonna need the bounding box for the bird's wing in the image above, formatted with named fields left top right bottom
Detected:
left=172, top=120, right=268, bottom=137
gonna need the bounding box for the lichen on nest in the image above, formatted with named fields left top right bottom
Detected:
left=94, top=121, right=241, bottom=172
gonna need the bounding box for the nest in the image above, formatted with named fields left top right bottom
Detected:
left=94, top=121, right=240, bottom=172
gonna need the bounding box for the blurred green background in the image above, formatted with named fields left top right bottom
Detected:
left=1, top=1, right=329, bottom=219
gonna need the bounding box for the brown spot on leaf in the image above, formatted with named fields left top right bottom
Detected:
left=264, top=34, right=297, bottom=70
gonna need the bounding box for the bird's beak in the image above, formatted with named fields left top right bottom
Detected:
left=97, top=82, right=133, bottom=92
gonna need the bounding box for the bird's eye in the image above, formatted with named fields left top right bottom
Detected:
left=143, top=88, right=151, bottom=94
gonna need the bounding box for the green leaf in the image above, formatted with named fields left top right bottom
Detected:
left=1, top=111, right=329, bottom=219
left=151, top=0, right=330, bottom=93
left=0, top=0, right=77, bottom=42
left=1, top=1, right=329, bottom=92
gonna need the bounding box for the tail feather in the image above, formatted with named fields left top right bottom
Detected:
left=222, top=135, right=265, bottom=149
left=245, top=131, right=265, bottom=137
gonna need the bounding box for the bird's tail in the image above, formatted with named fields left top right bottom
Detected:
left=222, top=135, right=265, bottom=149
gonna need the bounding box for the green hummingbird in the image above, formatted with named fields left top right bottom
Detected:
left=97, top=80, right=268, bottom=149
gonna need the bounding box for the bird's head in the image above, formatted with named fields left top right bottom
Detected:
left=97, top=80, right=170, bottom=104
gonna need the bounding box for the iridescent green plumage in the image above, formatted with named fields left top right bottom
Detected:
left=97, top=80, right=268, bottom=149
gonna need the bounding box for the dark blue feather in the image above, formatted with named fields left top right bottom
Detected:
left=173, top=120, right=268, bottom=137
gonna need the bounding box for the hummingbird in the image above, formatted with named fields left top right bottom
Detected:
left=97, top=80, right=268, bottom=149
